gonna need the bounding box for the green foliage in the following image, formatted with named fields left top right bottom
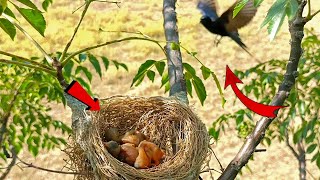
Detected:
left=210, top=31, right=320, bottom=169
left=1, top=0, right=51, bottom=39
left=0, top=64, right=71, bottom=161
left=0, top=18, right=15, bottom=40
left=261, top=0, right=298, bottom=40
left=61, top=52, right=128, bottom=95
left=235, top=0, right=299, bottom=40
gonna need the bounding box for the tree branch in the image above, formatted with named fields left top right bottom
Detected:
left=16, top=157, right=85, bottom=175
left=61, top=36, right=166, bottom=67
left=0, top=59, right=55, bottom=75
left=0, top=148, right=17, bottom=180
left=2, top=14, right=53, bottom=64
left=285, top=130, right=299, bottom=159
left=0, top=51, right=54, bottom=71
left=59, top=1, right=91, bottom=61
left=218, top=1, right=308, bottom=179
left=162, top=0, right=188, bottom=105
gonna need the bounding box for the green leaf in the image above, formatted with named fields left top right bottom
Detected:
left=112, top=60, right=128, bottom=71
left=192, top=76, right=207, bottom=105
left=233, top=0, right=249, bottom=18
left=306, top=144, right=317, bottom=154
left=76, top=66, right=92, bottom=82
left=0, top=18, right=16, bottom=40
left=63, top=60, right=74, bottom=77
left=42, top=0, right=53, bottom=11
left=101, top=56, right=109, bottom=71
left=200, top=66, right=211, bottom=80
left=4, top=8, right=16, bottom=19
left=16, top=0, right=38, bottom=10
left=0, top=0, right=7, bottom=15
left=146, top=70, right=155, bottom=82
left=155, top=61, right=165, bottom=76
left=306, top=133, right=316, bottom=144
left=78, top=53, right=87, bottom=62
left=161, top=72, right=169, bottom=88
left=285, top=0, right=298, bottom=20
left=317, top=155, right=320, bottom=169
left=185, top=79, right=193, bottom=97
left=209, top=128, right=220, bottom=140
left=131, top=60, right=155, bottom=87
left=170, top=42, right=179, bottom=50
left=260, top=0, right=287, bottom=40
left=14, top=7, right=46, bottom=36
left=254, top=0, right=263, bottom=7
left=88, top=54, right=102, bottom=77
left=183, top=63, right=196, bottom=76
left=212, top=71, right=226, bottom=107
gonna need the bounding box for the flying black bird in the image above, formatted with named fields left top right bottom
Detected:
left=197, top=0, right=257, bottom=55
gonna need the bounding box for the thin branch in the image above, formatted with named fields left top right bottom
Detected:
left=306, top=168, right=316, bottom=180
left=218, top=1, right=308, bottom=179
left=0, top=59, right=56, bottom=75
left=307, top=0, right=311, bottom=17
left=16, top=157, right=85, bottom=175
left=0, top=149, right=17, bottom=180
left=0, top=50, right=54, bottom=71
left=2, top=14, right=53, bottom=64
left=59, top=1, right=91, bottom=61
left=254, top=149, right=266, bottom=152
left=309, top=9, right=320, bottom=19
left=61, top=36, right=166, bottom=66
left=209, top=147, right=224, bottom=172
left=285, top=130, right=299, bottom=159
left=201, top=168, right=222, bottom=174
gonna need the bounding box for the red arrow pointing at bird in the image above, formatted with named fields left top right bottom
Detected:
left=65, top=80, right=100, bottom=111
left=224, top=65, right=285, bottom=118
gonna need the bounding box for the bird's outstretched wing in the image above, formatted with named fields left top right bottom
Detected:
left=220, top=0, right=257, bottom=32
left=197, top=0, right=219, bottom=21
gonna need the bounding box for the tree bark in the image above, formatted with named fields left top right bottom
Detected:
left=163, top=0, right=188, bottom=105
left=218, top=1, right=308, bottom=179
left=297, top=142, right=306, bottom=180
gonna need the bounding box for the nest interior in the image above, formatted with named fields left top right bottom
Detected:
left=67, top=96, right=210, bottom=180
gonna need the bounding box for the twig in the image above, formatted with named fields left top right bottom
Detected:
left=0, top=50, right=54, bottom=71
left=201, top=168, right=222, bottom=174
left=285, top=130, right=299, bottom=159
left=2, top=14, right=53, bottom=64
left=16, top=157, right=85, bottom=175
left=254, top=149, right=266, bottom=152
left=61, top=36, right=167, bottom=66
left=306, top=168, right=316, bottom=180
left=59, top=1, right=92, bottom=61
left=52, top=57, right=68, bottom=88
left=218, top=1, right=308, bottom=179
left=0, top=59, right=56, bottom=75
left=0, top=148, right=17, bottom=180
left=210, top=147, right=224, bottom=172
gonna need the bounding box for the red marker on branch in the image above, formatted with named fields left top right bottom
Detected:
left=65, top=80, right=100, bottom=111
left=224, top=65, right=285, bottom=118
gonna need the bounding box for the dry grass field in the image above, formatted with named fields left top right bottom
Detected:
left=1, top=0, right=320, bottom=179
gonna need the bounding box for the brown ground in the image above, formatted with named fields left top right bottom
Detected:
left=2, top=0, right=320, bottom=179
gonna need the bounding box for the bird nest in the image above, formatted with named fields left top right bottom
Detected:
left=65, top=96, right=210, bottom=179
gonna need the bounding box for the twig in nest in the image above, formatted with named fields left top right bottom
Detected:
left=16, top=157, right=86, bottom=175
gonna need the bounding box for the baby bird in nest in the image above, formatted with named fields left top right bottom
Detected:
left=119, top=143, right=139, bottom=165
left=121, top=130, right=147, bottom=146
left=103, top=141, right=120, bottom=158
left=139, top=140, right=165, bottom=166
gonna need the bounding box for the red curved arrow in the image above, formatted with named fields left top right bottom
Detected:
left=65, top=80, right=100, bottom=111
left=224, top=65, right=285, bottom=118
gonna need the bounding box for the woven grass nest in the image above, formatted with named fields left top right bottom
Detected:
left=66, top=96, right=210, bottom=180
